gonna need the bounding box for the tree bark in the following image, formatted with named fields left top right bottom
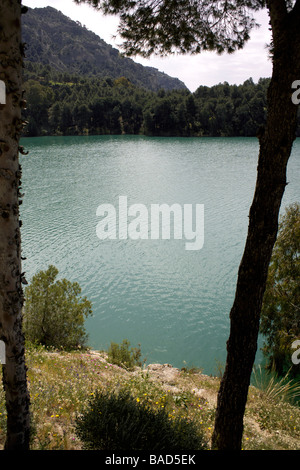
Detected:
left=212, top=1, right=300, bottom=450
left=0, top=0, right=30, bottom=450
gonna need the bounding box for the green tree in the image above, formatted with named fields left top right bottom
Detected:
left=75, top=0, right=300, bottom=450
left=60, top=103, right=74, bottom=134
left=23, top=265, right=92, bottom=350
left=73, top=102, right=91, bottom=133
left=24, top=80, right=54, bottom=135
left=260, top=203, right=300, bottom=378
left=48, top=102, right=62, bottom=134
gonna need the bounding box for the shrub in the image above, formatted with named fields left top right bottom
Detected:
left=107, top=339, right=144, bottom=370
left=75, top=389, right=208, bottom=450
left=252, top=365, right=300, bottom=405
left=23, top=265, right=92, bottom=350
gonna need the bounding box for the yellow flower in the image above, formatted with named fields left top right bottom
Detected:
left=136, top=398, right=140, bottom=403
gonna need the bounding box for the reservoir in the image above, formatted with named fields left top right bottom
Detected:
left=20, top=135, right=300, bottom=375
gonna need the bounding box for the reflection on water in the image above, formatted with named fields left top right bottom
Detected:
left=20, top=135, right=300, bottom=374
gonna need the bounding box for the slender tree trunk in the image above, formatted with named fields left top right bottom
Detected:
left=0, top=0, right=30, bottom=450
left=212, top=3, right=300, bottom=450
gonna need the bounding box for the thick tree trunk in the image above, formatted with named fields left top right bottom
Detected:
left=0, top=0, right=30, bottom=450
left=212, top=4, right=300, bottom=450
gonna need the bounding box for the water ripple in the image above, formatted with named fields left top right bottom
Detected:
left=20, top=135, right=300, bottom=373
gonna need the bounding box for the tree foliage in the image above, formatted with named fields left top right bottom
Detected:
left=22, top=64, right=287, bottom=138
left=23, top=265, right=92, bottom=350
left=75, top=0, right=264, bottom=57
left=260, top=203, right=300, bottom=378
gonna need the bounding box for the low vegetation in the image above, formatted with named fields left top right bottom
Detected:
left=107, top=339, right=145, bottom=370
left=0, top=345, right=299, bottom=450
left=75, top=388, right=208, bottom=450
left=1, top=202, right=297, bottom=450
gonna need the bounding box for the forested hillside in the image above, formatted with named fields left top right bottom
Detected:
left=21, top=7, right=300, bottom=138
left=22, top=7, right=186, bottom=92
left=22, top=64, right=280, bottom=138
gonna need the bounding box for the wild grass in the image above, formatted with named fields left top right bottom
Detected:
left=252, top=365, right=300, bottom=404
left=0, top=345, right=299, bottom=450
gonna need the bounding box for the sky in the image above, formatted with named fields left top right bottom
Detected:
left=23, top=0, right=273, bottom=92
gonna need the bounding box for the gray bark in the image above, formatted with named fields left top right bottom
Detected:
left=0, top=0, right=30, bottom=450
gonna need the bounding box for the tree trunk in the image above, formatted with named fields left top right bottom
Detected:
left=0, top=0, right=30, bottom=450
left=212, top=3, right=300, bottom=450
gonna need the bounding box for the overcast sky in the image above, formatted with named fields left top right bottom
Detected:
left=23, top=0, right=273, bottom=92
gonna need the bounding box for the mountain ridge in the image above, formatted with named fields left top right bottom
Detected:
left=22, top=6, right=187, bottom=92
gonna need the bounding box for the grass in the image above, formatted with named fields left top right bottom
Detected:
left=252, top=365, right=300, bottom=404
left=0, top=345, right=300, bottom=450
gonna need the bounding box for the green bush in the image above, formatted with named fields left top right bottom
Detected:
left=75, top=389, right=208, bottom=450
left=107, top=339, right=144, bottom=370
left=23, top=265, right=92, bottom=350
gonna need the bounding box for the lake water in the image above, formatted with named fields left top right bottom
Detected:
left=19, top=135, right=300, bottom=375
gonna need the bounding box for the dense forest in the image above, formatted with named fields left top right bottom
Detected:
left=24, top=63, right=295, bottom=138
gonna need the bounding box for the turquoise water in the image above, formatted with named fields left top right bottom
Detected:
left=19, top=135, right=300, bottom=375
